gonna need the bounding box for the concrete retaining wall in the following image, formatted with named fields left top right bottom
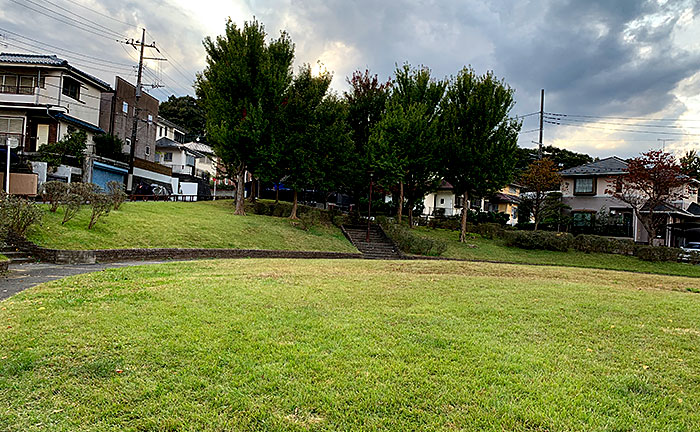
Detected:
left=0, top=259, right=8, bottom=272
left=9, top=236, right=363, bottom=264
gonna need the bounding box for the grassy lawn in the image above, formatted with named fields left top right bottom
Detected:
left=26, top=200, right=356, bottom=253
left=415, top=227, right=700, bottom=278
left=1, top=259, right=699, bottom=431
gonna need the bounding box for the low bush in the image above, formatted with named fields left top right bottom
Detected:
left=0, top=192, right=43, bottom=239
left=573, top=234, right=636, bottom=255
left=381, top=222, right=447, bottom=256
left=504, top=230, right=574, bottom=252
left=428, top=217, right=461, bottom=231
left=634, top=245, right=682, bottom=262
left=88, top=192, right=113, bottom=229
left=475, top=223, right=503, bottom=240
left=41, top=181, right=68, bottom=212
left=106, top=181, right=127, bottom=211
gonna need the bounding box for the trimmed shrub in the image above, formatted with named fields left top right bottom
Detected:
left=41, top=181, right=68, bottom=212
left=634, top=245, right=682, bottom=262
left=88, top=192, right=112, bottom=229
left=475, top=223, right=503, bottom=240
left=381, top=222, right=447, bottom=256
left=106, top=181, right=127, bottom=211
left=0, top=192, right=43, bottom=239
left=504, top=230, right=574, bottom=252
left=573, top=234, right=635, bottom=255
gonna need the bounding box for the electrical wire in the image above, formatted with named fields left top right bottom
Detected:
left=60, top=0, right=140, bottom=29
left=546, top=111, right=700, bottom=123
left=544, top=115, right=700, bottom=130
left=544, top=119, right=700, bottom=136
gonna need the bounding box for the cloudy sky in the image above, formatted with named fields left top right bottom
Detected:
left=1, top=0, right=699, bottom=158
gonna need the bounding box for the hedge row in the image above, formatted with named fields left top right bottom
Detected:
left=249, top=200, right=347, bottom=227
left=503, top=231, right=695, bottom=263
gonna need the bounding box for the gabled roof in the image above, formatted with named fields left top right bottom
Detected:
left=156, top=137, right=180, bottom=149
left=183, top=142, right=214, bottom=156
left=0, top=53, right=112, bottom=91
left=560, top=156, right=628, bottom=176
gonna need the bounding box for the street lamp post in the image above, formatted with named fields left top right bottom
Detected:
left=366, top=170, right=374, bottom=242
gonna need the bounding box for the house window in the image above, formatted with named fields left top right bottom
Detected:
left=62, top=76, right=81, bottom=100
left=509, top=186, right=517, bottom=195
left=145, top=146, right=150, bottom=156
left=186, top=155, right=195, bottom=166
left=147, top=114, right=153, bottom=124
left=572, top=212, right=595, bottom=228
left=574, top=177, right=595, bottom=195
left=0, top=116, right=24, bottom=148
left=174, top=130, right=185, bottom=143
left=164, top=152, right=173, bottom=162
left=440, top=198, right=445, bottom=205
left=122, top=101, right=129, bottom=114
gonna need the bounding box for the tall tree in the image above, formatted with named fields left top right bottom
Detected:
left=196, top=18, right=294, bottom=215
left=680, top=150, right=700, bottom=180
left=343, top=69, right=391, bottom=213
left=607, top=150, right=686, bottom=244
left=158, top=95, right=206, bottom=140
left=370, top=64, right=444, bottom=226
left=440, top=67, right=521, bottom=242
left=515, top=145, right=594, bottom=171
left=278, top=65, right=352, bottom=219
left=519, top=158, right=562, bottom=230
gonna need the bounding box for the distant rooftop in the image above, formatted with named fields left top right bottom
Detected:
left=0, top=52, right=111, bottom=90
left=559, top=156, right=628, bottom=176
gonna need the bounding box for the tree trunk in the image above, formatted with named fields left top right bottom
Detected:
left=459, top=191, right=469, bottom=242
left=289, top=190, right=299, bottom=219
left=234, top=166, right=246, bottom=216
left=398, top=180, right=404, bottom=224
left=408, top=204, right=414, bottom=228
left=274, top=183, right=279, bottom=204
left=248, top=177, right=256, bottom=203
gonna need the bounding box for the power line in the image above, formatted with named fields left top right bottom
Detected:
left=544, top=119, right=700, bottom=136
left=39, top=0, right=127, bottom=39
left=543, top=115, right=700, bottom=130
left=518, top=128, right=540, bottom=135
left=0, top=30, right=134, bottom=69
left=7, top=0, right=125, bottom=42
left=546, top=111, right=700, bottom=123
left=146, top=29, right=195, bottom=90
left=60, top=0, right=140, bottom=30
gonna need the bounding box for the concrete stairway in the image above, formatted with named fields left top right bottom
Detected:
left=1, top=245, right=35, bottom=265
left=342, top=225, right=402, bottom=260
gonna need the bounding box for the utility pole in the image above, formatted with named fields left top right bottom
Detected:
left=538, top=88, right=544, bottom=159
left=657, top=138, right=674, bottom=151
left=123, top=29, right=165, bottom=193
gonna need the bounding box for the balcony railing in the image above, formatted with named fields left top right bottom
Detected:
left=0, top=85, right=35, bottom=95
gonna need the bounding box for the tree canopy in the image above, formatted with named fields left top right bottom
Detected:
left=440, top=67, right=521, bottom=241
left=195, top=18, right=294, bottom=215
left=158, top=95, right=206, bottom=141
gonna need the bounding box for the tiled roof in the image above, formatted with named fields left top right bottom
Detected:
left=490, top=192, right=521, bottom=204
left=183, top=142, right=214, bottom=155
left=156, top=137, right=180, bottom=149
left=560, top=156, right=628, bottom=176
left=0, top=52, right=111, bottom=90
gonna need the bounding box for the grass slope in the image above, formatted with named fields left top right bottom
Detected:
left=26, top=200, right=356, bottom=252
left=1, top=259, right=699, bottom=431
left=415, top=227, right=700, bottom=278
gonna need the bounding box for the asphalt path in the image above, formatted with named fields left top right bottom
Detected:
left=0, top=261, right=166, bottom=301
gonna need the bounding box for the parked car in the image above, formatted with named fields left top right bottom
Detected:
left=680, top=242, right=700, bottom=262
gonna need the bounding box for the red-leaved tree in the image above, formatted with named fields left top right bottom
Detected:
left=607, top=150, right=686, bottom=243
left=520, top=158, right=561, bottom=231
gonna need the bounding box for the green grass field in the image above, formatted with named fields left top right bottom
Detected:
left=415, top=227, right=700, bottom=278
left=26, top=200, right=356, bottom=253
left=1, top=259, right=699, bottom=431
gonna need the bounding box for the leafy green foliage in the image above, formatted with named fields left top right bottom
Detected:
left=61, top=183, right=99, bottom=225
left=573, top=234, right=636, bottom=255
left=0, top=191, right=43, bottom=239
left=88, top=191, right=112, bottom=230
left=520, top=159, right=563, bottom=230
left=39, top=128, right=87, bottom=168
left=158, top=95, right=206, bottom=140
left=93, top=134, right=127, bottom=162
left=504, top=230, right=574, bottom=252
left=380, top=219, right=447, bottom=256
left=440, top=67, right=521, bottom=241
left=680, top=149, right=700, bottom=180
left=515, top=145, right=594, bottom=171
left=634, top=245, right=682, bottom=262
left=370, top=64, right=445, bottom=226
left=41, top=181, right=68, bottom=212
left=196, top=18, right=294, bottom=215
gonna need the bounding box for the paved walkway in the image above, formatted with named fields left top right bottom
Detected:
left=0, top=261, right=166, bottom=301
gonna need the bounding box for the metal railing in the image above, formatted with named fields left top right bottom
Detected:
left=0, top=85, right=34, bottom=95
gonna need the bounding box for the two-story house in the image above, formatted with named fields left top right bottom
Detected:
left=560, top=156, right=700, bottom=245
left=0, top=53, right=111, bottom=187
left=421, top=182, right=521, bottom=225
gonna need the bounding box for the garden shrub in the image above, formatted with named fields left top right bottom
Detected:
left=380, top=222, right=447, bottom=256
left=0, top=192, right=43, bottom=239
left=41, top=181, right=68, bottom=212
left=475, top=223, right=503, bottom=239
left=573, top=234, right=636, bottom=255
left=254, top=200, right=272, bottom=216
left=106, top=181, right=127, bottom=211
left=634, top=245, right=682, bottom=262
left=61, top=183, right=99, bottom=225
left=504, top=230, right=574, bottom=252
left=88, top=192, right=112, bottom=229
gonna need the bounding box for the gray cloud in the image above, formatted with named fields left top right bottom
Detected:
left=1, top=0, right=699, bottom=158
